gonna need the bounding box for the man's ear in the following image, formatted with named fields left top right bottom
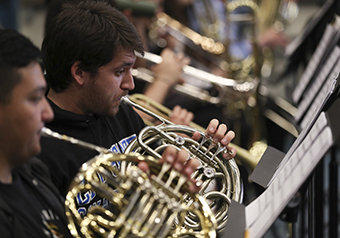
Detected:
left=71, top=61, right=86, bottom=85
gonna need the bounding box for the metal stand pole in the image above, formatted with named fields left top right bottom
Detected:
left=308, top=174, right=315, bottom=238
left=329, top=146, right=338, bottom=238
left=315, top=161, right=324, bottom=237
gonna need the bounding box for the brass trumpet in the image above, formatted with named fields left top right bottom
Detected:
left=149, top=11, right=231, bottom=74
left=133, top=51, right=258, bottom=105
left=151, top=12, right=226, bottom=56
left=149, top=8, right=259, bottom=79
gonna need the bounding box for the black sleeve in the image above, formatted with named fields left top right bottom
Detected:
left=25, top=158, right=73, bottom=238
left=0, top=204, right=22, bottom=238
left=0, top=159, right=58, bottom=238
left=27, top=158, right=65, bottom=203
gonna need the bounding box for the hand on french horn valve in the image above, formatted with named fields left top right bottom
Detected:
left=138, top=147, right=201, bottom=193
left=192, top=119, right=236, bottom=160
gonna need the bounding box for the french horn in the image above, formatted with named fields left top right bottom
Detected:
left=121, top=95, right=243, bottom=233
left=41, top=128, right=217, bottom=238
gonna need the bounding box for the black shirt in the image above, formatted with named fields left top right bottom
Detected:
left=0, top=158, right=72, bottom=238
left=38, top=99, right=145, bottom=213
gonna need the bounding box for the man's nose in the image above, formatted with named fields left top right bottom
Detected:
left=42, top=97, right=54, bottom=122
left=121, top=70, right=135, bottom=91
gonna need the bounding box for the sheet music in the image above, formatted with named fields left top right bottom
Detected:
left=294, top=46, right=340, bottom=122
left=300, top=66, right=340, bottom=129
left=284, top=0, right=334, bottom=57
left=292, top=24, right=336, bottom=104
left=267, top=70, right=339, bottom=187
left=245, top=112, right=333, bottom=238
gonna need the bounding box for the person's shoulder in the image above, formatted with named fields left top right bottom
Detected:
left=17, top=157, right=51, bottom=181
left=17, top=158, right=62, bottom=200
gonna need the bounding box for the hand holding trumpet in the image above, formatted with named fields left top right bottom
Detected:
left=144, top=48, right=190, bottom=102
left=150, top=48, right=190, bottom=86
left=139, top=48, right=194, bottom=126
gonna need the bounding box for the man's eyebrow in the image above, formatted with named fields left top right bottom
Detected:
left=32, top=86, right=48, bottom=94
left=116, top=61, right=135, bottom=68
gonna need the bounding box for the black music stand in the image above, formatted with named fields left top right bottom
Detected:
left=221, top=72, right=340, bottom=238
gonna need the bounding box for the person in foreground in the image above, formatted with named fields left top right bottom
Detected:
left=0, top=28, right=72, bottom=238
left=0, top=28, right=203, bottom=237
left=39, top=1, right=237, bottom=207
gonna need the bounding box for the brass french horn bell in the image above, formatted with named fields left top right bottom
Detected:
left=66, top=153, right=217, bottom=238
left=41, top=128, right=217, bottom=238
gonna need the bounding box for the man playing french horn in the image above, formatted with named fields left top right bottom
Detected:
left=38, top=0, right=236, bottom=221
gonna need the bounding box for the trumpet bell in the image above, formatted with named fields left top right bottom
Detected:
left=65, top=152, right=217, bottom=238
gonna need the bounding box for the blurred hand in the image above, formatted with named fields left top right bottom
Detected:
left=169, top=105, right=194, bottom=126
left=151, top=48, right=190, bottom=87
left=258, top=27, right=289, bottom=49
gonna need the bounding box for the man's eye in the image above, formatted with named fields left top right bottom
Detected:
left=115, top=70, right=122, bottom=76
left=30, top=94, right=43, bottom=103
left=117, top=67, right=130, bottom=75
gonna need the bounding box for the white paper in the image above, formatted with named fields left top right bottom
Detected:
left=245, top=112, right=333, bottom=238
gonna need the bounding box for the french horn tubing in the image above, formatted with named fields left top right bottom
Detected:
left=121, top=95, right=243, bottom=232
left=41, top=128, right=217, bottom=238
left=126, top=93, right=265, bottom=173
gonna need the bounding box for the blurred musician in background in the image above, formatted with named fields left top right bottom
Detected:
left=38, top=1, right=237, bottom=202
left=163, top=0, right=290, bottom=68
left=155, top=0, right=299, bottom=148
